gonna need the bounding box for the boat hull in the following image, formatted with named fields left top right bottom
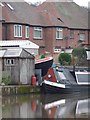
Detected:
left=41, top=82, right=90, bottom=94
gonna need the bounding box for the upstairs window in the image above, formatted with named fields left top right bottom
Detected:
left=56, top=28, right=63, bottom=40
left=34, top=27, right=42, bottom=39
left=25, top=26, right=29, bottom=38
left=14, top=25, right=22, bottom=37
left=79, top=33, right=85, bottom=41
left=70, top=30, right=74, bottom=39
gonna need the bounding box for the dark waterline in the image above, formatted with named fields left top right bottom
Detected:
left=1, top=93, right=90, bottom=118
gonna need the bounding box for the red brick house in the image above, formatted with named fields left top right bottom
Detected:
left=37, top=2, right=89, bottom=50
left=1, top=1, right=89, bottom=60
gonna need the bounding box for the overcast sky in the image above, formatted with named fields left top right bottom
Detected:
left=25, top=0, right=90, bottom=7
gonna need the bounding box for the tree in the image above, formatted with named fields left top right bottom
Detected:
left=72, top=47, right=87, bottom=66
left=58, top=53, right=72, bottom=65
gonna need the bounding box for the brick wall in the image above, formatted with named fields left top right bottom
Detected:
left=2, top=23, right=89, bottom=55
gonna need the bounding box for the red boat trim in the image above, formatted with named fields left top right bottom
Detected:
left=35, top=57, right=53, bottom=64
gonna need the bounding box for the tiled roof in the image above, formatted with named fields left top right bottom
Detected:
left=37, top=2, right=88, bottom=29
left=2, top=2, right=45, bottom=26
left=1, top=1, right=89, bottom=29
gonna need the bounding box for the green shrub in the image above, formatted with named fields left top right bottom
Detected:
left=58, top=53, right=71, bottom=65
left=40, top=54, right=45, bottom=59
left=2, top=72, right=11, bottom=85
left=72, top=47, right=87, bottom=66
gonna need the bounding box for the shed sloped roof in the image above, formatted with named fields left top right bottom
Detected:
left=0, top=48, right=35, bottom=58
left=0, top=40, right=39, bottom=49
left=4, top=48, right=22, bottom=57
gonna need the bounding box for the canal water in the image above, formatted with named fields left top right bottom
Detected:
left=1, top=93, right=90, bottom=118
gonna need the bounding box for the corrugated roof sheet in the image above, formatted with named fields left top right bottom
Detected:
left=0, top=40, right=39, bottom=49
left=0, top=50, right=6, bottom=57
left=0, top=48, right=35, bottom=58
left=4, top=48, right=22, bottom=57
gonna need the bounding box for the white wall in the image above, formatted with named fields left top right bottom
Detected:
left=86, top=51, right=90, bottom=60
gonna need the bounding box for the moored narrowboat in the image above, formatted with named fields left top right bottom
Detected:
left=41, top=67, right=90, bottom=94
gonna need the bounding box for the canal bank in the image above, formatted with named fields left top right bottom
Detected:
left=0, top=85, right=40, bottom=96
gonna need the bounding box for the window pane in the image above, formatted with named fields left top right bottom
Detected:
left=14, top=26, right=17, bottom=36
left=70, top=30, right=74, bottom=39
left=17, top=25, right=19, bottom=36
left=57, top=31, right=59, bottom=38
left=35, top=31, right=41, bottom=37
left=80, top=34, right=85, bottom=41
left=11, top=59, right=14, bottom=65
left=26, top=26, right=29, bottom=38
left=14, top=25, right=22, bottom=37
left=6, top=59, right=10, bottom=64
left=56, top=28, right=63, bottom=39
left=34, top=27, right=42, bottom=39
left=19, top=25, right=22, bottom=37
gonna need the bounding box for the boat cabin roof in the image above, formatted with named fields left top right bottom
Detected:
left=55, top=67, right=90, bottom=85
left=75, top=72, right=90, bottom=85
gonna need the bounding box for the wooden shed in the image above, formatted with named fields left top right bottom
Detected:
left=0, top=50, right=6, bottom=84
left=1, top=48, right=35, bottom=84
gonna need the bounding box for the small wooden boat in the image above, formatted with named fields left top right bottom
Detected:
left=35, top=57, right=53, bottom=76
left=41, top=67, right=90, bottom=94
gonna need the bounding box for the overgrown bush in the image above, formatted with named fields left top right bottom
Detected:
left=2, top=72, right=11, bottom=85
left=72, top=47, right=87, bottom=66
left=58, top=53, right=72, bottom=65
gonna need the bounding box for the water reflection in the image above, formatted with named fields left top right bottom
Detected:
left=2, top=95, right=42, bottom=118
left=43, top=94, right=90, bottom=118
left=2, top=93, right=90, bottom=118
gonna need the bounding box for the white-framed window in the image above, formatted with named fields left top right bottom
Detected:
left=54, top=48, right=61, bottom=53
left=54, top=46, right=61, bottom=53
left=6, top=59, right=15, bottom=65
left=56, top=28, right=63, bottom=39
left=79, top=34, right=85, bottom=41
left=25, top=26, right=29, bottom=38
left=34, top=27, right=42, bottom=39
left=14, top=24, right=22, bottom=37
left=70, top=30, right=74, bottom=39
